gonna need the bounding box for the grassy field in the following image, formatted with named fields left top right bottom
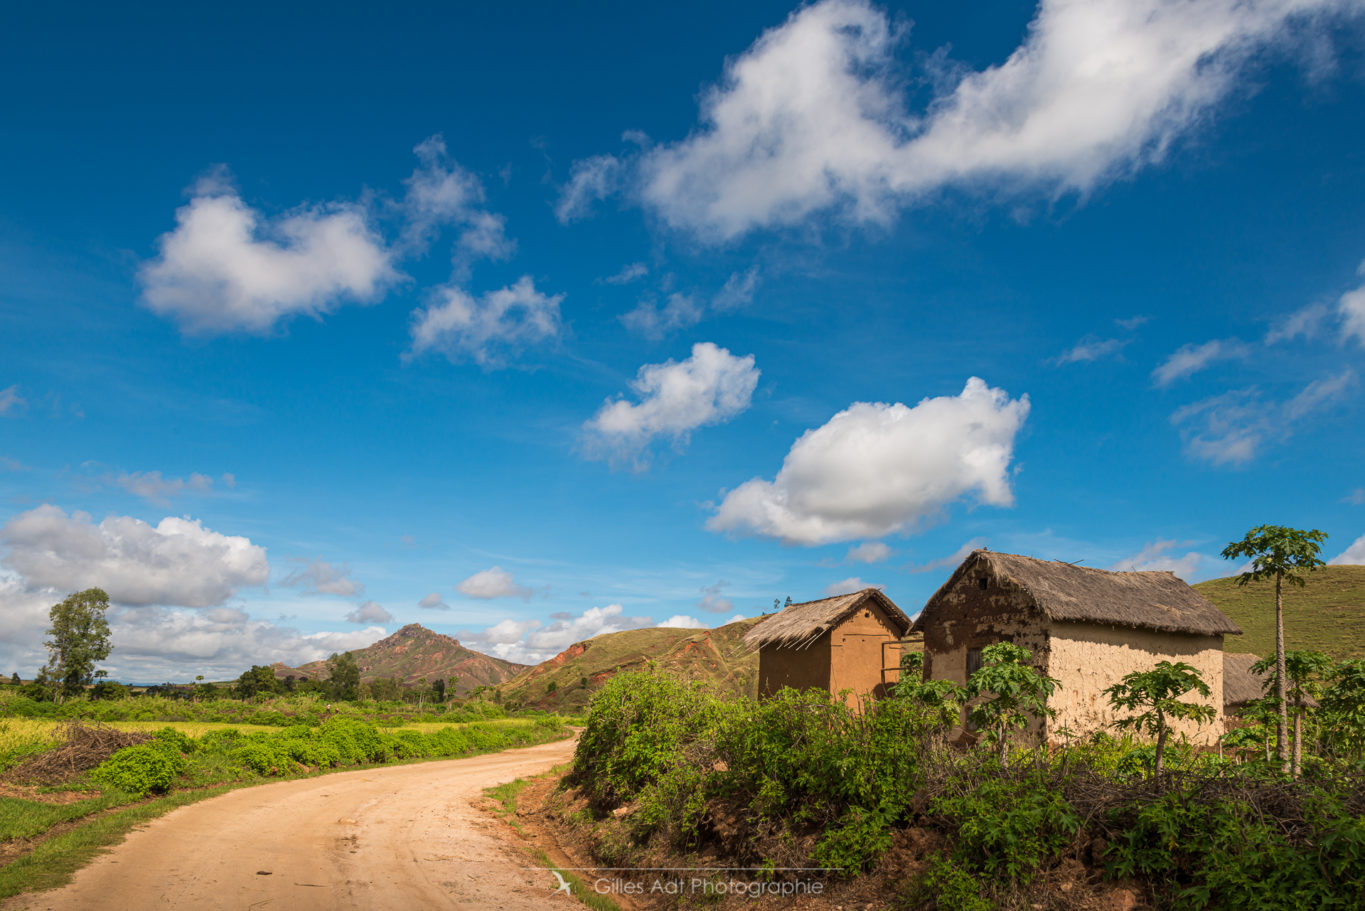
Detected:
left=1196, top=564, right=1365, bottom=661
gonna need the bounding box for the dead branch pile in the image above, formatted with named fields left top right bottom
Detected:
left=5, top=722, right=152, bottom=785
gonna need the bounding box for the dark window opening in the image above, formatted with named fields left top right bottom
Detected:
left=978, top=577, right=989, bottom=590
left=965, top=647, right=984, bottom=730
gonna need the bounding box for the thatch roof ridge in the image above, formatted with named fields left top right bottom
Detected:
left=743, top=588, right=912, bottom=651
left=914, top=550, right=1242, bottom=638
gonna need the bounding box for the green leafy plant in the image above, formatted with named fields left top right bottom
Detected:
left=91, top=742, right=187, bottom=796
left=1105, top=661, right=1216, bottom=780
left=965, top=642, right=1057, bottom=763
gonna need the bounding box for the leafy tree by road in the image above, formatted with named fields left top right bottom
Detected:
left=965, top=642, right=1057, bottom=763
left=42, top=588, right=113, bottom=702
left=1222, top=525, right=1328, bottom=772
left=235, top=664, right=281, bottom=698
left=1105, top=661, right=1215, bottom=780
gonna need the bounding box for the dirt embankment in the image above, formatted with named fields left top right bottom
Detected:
left=4, top=738, right=579, bottom=911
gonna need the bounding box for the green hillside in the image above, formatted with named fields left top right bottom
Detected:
left=1196, top=564, right=1365, bottom=661
left=497, top=616, right=763, bottom=710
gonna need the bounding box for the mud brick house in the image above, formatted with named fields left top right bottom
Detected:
left=912, top=550, right=1242, bottom=745
left=743, top=588, right=916, bottom=708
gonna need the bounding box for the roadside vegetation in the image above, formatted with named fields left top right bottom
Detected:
left=561, top=654, right=1365, bottom=911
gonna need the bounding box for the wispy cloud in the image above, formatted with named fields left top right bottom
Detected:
left=408, top=276, right=563, bottom=367
left=1054, top=336, right=1127, bottom=366
left=0, top=385, right=25, bottom=417
left=281, top=557, right=363, bottom=597
left=1152, top=339, right=1250, bottom=387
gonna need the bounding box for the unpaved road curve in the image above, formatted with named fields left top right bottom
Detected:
left=7, top=737, right=579, bottom=911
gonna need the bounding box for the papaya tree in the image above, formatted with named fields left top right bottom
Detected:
left=1105, top=661, right=1215, bottom=781
left=965, top=642, right=1058, bottom=763
left=1221, top=525, right=1327, bottom=772
left=1251, top=650, right=1332, bottom=778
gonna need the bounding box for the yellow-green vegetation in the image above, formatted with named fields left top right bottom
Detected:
left=496, top=616, right=762, bottom=711
left=1197, top=565, right=1365, bottom=661
left=0, top=719, right=64, bottom=770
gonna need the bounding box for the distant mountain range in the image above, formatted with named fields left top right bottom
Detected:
left=271, top=623, right=528, bottom=695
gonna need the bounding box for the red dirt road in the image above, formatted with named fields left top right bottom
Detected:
left=7, top=737, right=579, bottom=911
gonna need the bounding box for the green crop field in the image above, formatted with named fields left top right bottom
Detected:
left=1196, top=564, right=1365, bottom=661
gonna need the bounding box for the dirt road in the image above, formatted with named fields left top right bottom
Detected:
left=8, top=737, right=579, bottom=911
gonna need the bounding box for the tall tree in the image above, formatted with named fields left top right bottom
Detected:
left=42, top=588, right=113, bottom=702
left=965, top=642, right=1058, bottom=763
left=1251, top=650, right=1332, bottom=779
left=1222, top=525, right=1328, bottom=772
left=326, top=651, right=361, bottom=701
left=1105, top=661, right=1216, bottom=780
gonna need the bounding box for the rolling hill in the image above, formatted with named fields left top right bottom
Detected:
left=1196, top=564, right=1365, bottom=662
left=273, top=623, right=528, bottom=695
left=496, top=616, right=764, bottom=710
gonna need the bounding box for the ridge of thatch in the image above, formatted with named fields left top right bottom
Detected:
left=743, top=589, right=912, bottom=651
left=1223, top=651, right=1318, bottom=709
left=914, top=550, right=1242, bottom=638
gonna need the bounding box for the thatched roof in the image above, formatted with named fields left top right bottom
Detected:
left=914, top=550, right=1242, bottom=638
left=1223, top=652, right=1318, bottom=709
left=743, top=589, right=913, bottom=651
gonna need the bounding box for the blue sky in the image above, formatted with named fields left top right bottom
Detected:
left=2, top=0, right=1364, bottom=681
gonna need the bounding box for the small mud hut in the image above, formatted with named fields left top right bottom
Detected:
left=743, top=588, right=915, bottom=708
left=913, top=550, right=1242, bottom=745
left=1222, top=651, right=1316, bottom=723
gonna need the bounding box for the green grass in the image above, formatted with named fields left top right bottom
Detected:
left=528, top=847, right=622, bottom=911
left=1196, top=565, right=1365, bottom=661
left=0, top=795, right=124, bottom=840
left=0, top=787, right=233, bottom=900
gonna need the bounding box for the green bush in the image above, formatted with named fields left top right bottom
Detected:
left=931, top=768, right=1080, bottom=884
left=812, top=806, right=892, bottom=876
left=91, top=742, right=187, bottom=796
left=910, top=854, right=992, bottom=911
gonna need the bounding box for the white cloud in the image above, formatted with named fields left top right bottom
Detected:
left=1152, top=339, right=1250, bottom=387
left=1115, top=315, right=1150, bottom=331
left=139, top=175, right=396, bottom=335
left=1284, top=369, right=1358, bottom=421
left=659, top=615, right=706, bottom=629
left=846, top=541, right=893, bottom=564
left=1346, top=487, right=1365, bottom=506
left=110, top=470, right=220, bottom=505
left=708, top=377, right=1029, bottom=545
left=345, top=600, right=393, bottom=624
left=463, top=603, right=654, bottom=665
left=1054, top=336, right=1126, bottom=365
left=555, top=155, right=622, bottom=223
left=620, top=293, right=704, bottom=338
left=631, top=0, right=1359, bottom=239
left=0, top=505, right=269, bottom=607
left=456, top=566, right=533, bottom=600
left=1110, top=539, right=1204, bottom=581
left=401, top=136, right=513, bottom=269
left=906, top=537, right=988, bottom=574
left=408, top=276, right=563, bottom=366
left=281, top=557, right=362, bottom=597
left=698, top=582, right=734, bottom=614
left=1329, top=533, right=1365, bottom=565
left=824, top=576, right=884, bottom=597
left=1266, top=302, right=1331, bottom=344
left=601, top=262, right=648, bottom=285
left=418, top=592, right=450, bottom=611
left=108, top=607, right=387, bottom=681
left=0, top=573, right=58, bottom=675
left=620, top=270, right=762, bottom=338
left=1171, top=370, right=1357, bottom=466
left=584, top=342, right=759, bottom=466
left=1340, top=267, right=1365, bottom=346
left=712, top=268, right=761, bottom=312
left=0, top=385, right=25, bottom=417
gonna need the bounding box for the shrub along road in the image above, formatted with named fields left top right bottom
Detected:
left=2, top=737, right=578, bottom=910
